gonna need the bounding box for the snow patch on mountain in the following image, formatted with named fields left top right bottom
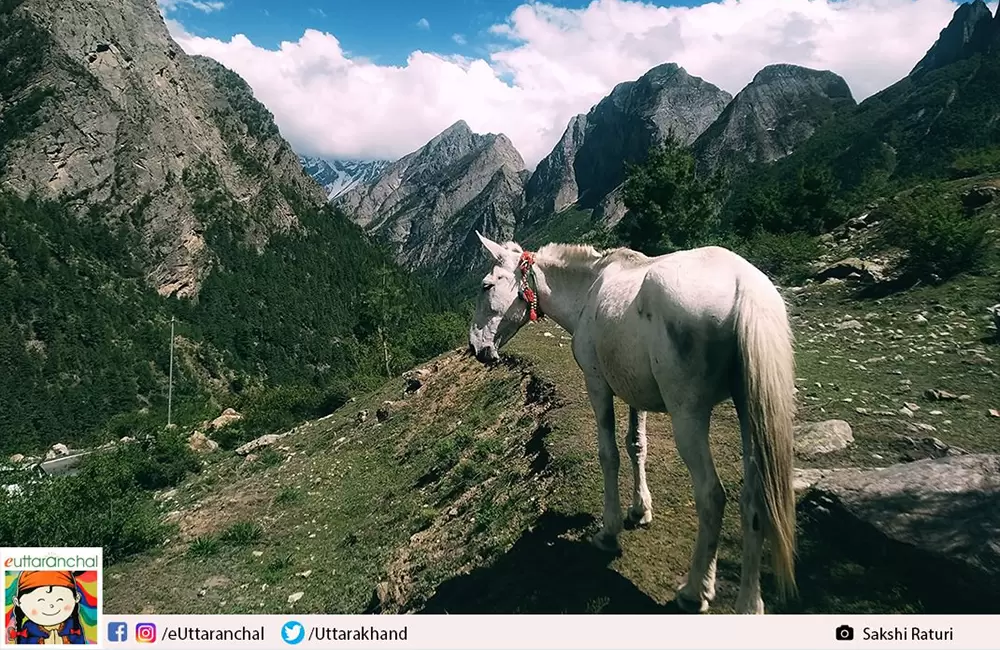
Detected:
left=299, top=156, right=393, bottom=200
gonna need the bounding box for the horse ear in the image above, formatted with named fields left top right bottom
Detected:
left=476, top=230, right=508, bottom=263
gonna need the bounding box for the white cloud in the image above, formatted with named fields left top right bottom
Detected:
left=165, top=0, right=969, bottom=167
left=158, top=0, right=224, bottom=13
left=452, top=33, right=468, bottom=45
left=416, top=17, right=431, bottom=30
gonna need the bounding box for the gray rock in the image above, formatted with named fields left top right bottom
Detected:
left=235, top=432, right=287, bottom=456
left=793, top=467, right=869, bottom=492
left=187, top=431, right=219, bottom=454
left=815, top=258, right=885, bottom=284
left=794, top=419, right=854, bottom=457
left=834, top=319, right=863, bottom=331
left=801, top=454, right=1000, bottom=600
left=692, top=64, right=855, bottom=179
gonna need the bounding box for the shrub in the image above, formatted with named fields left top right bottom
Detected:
left=732, top=231, right=822, bottom=285
left=883, top=184, right=993, bottom=281
left=616, top=135, right=721, bottom=255
left=0, top=430, right=202, bottom=564
left=213, top=383, right=350, bottom=450
left=0, top=458, right=163, bottom=564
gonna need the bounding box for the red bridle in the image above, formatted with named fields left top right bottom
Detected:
left=517, top=251, right=542, bottom=322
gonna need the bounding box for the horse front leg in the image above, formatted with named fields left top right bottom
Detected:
left=585, top=376, right=622, bottom=552
left=626, top=407, right=653, bottom=527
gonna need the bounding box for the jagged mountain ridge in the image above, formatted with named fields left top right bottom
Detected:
left=331, top=1, right=1000, bottom=276
left=333, top=120, right=527, bottom=278
left=300, top=156, right=392, bottom=200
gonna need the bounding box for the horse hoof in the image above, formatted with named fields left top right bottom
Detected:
left=675, top=592, right=710, bottom=614
left=735, top=598, right=765, bottom=615
left=589, top=531, right=621, bottom=554
left=624, top=509, right=652, bottom=529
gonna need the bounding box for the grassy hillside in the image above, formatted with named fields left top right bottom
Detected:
left=100, top=248, right=1000, bottom=613
left=0, top=189, right=464, bottom=456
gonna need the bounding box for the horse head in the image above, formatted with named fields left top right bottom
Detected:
left=468, top=231, right=535, bottom=365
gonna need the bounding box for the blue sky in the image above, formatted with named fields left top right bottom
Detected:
left=167, top=0, right=705, bottom=65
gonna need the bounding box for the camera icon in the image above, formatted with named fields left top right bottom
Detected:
left=835, top=625, right=855, bottom=641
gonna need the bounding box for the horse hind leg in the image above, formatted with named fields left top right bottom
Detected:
left=625, top=407, right=653, bottom=527
left=734, top=398, right=766, bottom=614
left=671, top=408, right=726, bottom=614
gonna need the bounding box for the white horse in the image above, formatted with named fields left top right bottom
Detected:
left=467, top=232, right=797, bottom=615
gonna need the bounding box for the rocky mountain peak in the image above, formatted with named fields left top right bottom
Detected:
left=523, top=62, right=731, bottom=225
left=692, top=63, right=855, bottom=179
left=752, top=63, right=841, bottom=87
left=333, top=121, right=527, bottom=276
left=910, top=0, right=995, bottom=77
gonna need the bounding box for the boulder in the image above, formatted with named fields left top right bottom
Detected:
left=187, top=431, right=219, bottom=454
left=403, top=368, right=432, bottom=395
left=376, top=401, right=395, bottom=423
left=235, top=432, right=287, bottom=456
left=794, top=419, right=854, bottom=458
left=8, top=454, right=25, bottom=464
left=961, top=185, right=1000, bottom=210
left=45, top=443, right=70, bottom=460
left=815, top=257, right=884, bottom=284
left=801, top=454, right=1000, bottom=602
left=793, top=467, right=869, bottom=492
left=208, top=407, right=242, bottom=431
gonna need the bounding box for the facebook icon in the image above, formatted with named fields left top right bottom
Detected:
left=107, top=622, right=128, bottom=643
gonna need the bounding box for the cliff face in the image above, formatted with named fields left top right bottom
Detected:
left=334, top=120, right=527, bottom=277
left=523, top=63, right=731, bottom=226
left=692, top=64, right=856, bottom=179
left=910, top=0, right=996, bottom=77
left=1, top=0, right=326, bottom=298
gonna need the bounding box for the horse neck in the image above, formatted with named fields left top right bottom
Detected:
left=533, top=254, right=600, bottom=335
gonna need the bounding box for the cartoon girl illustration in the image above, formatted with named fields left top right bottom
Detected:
left=8, top=571, right=86, bottom=644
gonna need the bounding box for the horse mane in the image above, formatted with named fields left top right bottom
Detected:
left=536, top=243, right=603, bottom=267
left=536, top=242, right=650, bottom=270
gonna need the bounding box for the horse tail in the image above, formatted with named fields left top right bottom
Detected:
left=734, top=270, right=797, bottom=600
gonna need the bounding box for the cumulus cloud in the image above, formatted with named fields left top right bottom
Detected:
left=416, top=17, right=431, bottom=30
left=452, top=33, right=467, bottom=45
left=166, top=0, right=969, bottom=167
left=158, top=0, right=224, bottom=13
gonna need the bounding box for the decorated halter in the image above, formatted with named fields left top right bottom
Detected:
left=517, top=250, right=542, bottom=322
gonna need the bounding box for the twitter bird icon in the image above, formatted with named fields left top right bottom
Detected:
left=281, top=621, right=306, bottom=645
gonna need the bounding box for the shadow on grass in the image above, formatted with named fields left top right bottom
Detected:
left=414, top=511, right=679, bottom=614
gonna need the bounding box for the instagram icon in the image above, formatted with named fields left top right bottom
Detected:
left=135, top=623, right=157, bottom=643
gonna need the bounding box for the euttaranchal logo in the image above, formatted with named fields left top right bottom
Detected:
left=1, top=548, right=103, bottom=646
